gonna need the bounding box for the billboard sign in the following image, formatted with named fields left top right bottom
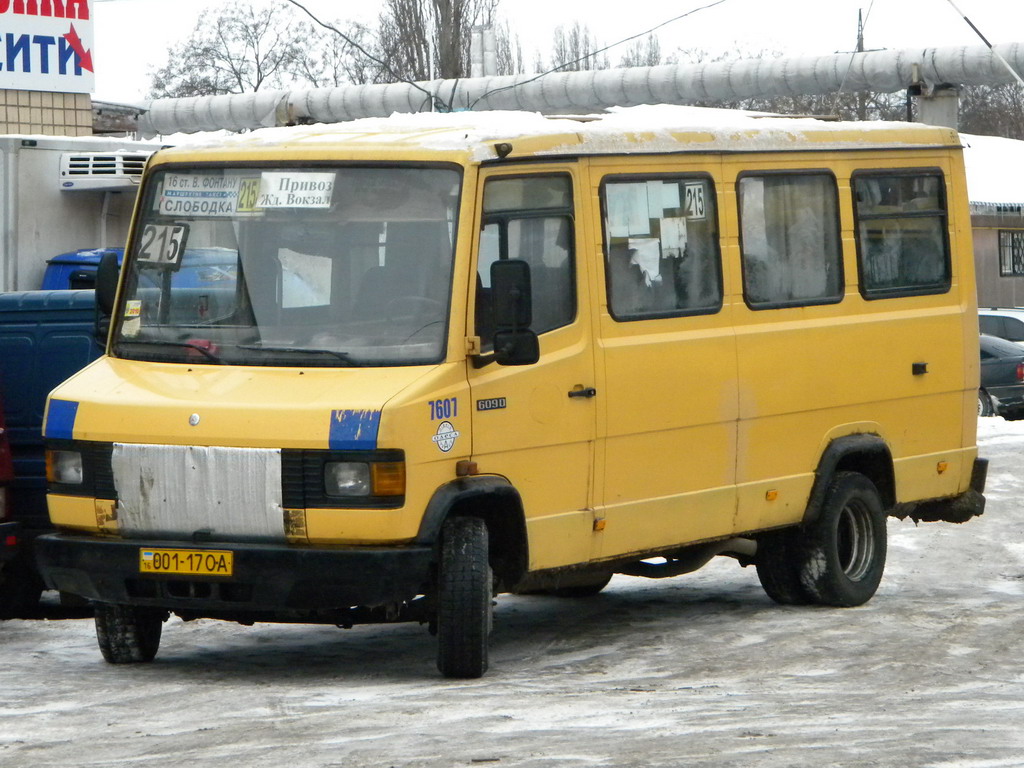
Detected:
left=0, top=0, right=94, bottom=94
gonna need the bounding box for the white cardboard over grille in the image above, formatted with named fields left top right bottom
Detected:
left=112, top=444, right=285, bottom=542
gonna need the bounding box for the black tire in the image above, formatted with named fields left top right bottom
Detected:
left=436, top=517, right=492, bottom=679
left=548, top=572, right=613, bottom=598
left=755, top=530, right=813, bottom=606
left=798, top=472, right=887, bottom=607
left=94, top=604, right=166, bottom=663
left=978, top=389, right=994, bottom=417
left=0, top=558, right=45, bottom=619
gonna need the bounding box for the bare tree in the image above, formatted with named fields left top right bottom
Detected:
left=960, top=83, right=1024, bottom=139
left=619, top=35, right=662, bottom=68
left=290, top=21, right=381, bottom=87
left=531, top=49, right=545, bottom=76
left=434, top=0, right=473, bottom=79
left=375, top=0, right=431, bottom=82
left=549, top=22, right=609, bottom=72
left=149, top=2, right=304, bottom=97
left=494, top=20, right=524, bottom=76
left=375, top=0, right=500, bottom=82
left=149, top=2, right=376, bottom=97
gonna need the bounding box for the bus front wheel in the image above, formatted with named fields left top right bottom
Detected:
left=94, top=603, right=166, bottom=663
left=436, top=516, right=493, bottom=679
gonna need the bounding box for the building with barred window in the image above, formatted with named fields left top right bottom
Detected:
left=964, top=135, right=1024, bottom=308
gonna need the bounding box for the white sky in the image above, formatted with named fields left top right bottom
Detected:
left=92, top=0, right=1024, bottom=103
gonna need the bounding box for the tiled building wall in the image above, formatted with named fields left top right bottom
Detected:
left=0, top=90, right=93, bottom=136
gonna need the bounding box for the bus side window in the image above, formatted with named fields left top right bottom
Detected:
left=853, top=170, right=951, bottom=299
left=602, top=176, right=723, bottom=320
left=738, top=172, right=843, bottom=309
left=477, top=175, right=576, bottom=350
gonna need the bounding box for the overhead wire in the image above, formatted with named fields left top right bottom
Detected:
left=830, top=0, right=875, bottom=117
left=129, top=0, right=729, bottom=114
left=286, top=0, right=727, bottom=112
left=284, top=0, right=437, bottom=109
left=944, top=0, right=1024, bottom=88
left=466, top=0, right=728, bottom=110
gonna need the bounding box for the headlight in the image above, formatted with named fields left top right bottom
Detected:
left=324, top=462, right=371, bottom=497
left=323, top=460, right=405, bottom=498
left=47, top=450, right=84, bottom=484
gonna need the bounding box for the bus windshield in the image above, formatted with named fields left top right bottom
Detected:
left=112, top=165, right=461, bottom=367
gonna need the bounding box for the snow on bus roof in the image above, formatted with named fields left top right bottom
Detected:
left=158, top=104, right=956, bottom=161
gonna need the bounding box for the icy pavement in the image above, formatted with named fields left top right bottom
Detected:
left=2, top=419, right=1023, bottom=767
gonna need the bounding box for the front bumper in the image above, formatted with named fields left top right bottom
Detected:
left=35, top=533, right=435, bottom=621
left=0, top=522, right=19, bottom=564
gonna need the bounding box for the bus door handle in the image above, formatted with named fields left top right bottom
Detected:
left=568, top=387, right=598, bottom=399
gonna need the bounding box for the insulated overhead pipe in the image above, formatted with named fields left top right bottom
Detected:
left=138, top=42, right=1024, bottom=136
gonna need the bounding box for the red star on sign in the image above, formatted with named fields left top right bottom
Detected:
left=63, top=24, right=94, bottom=72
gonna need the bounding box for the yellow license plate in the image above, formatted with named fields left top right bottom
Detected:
left=139, top=548, right=233, bottom=576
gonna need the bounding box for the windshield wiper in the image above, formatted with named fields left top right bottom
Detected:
left=237, top=344, right=356, bottom=365
left=116, top=338, right=224, bottom=364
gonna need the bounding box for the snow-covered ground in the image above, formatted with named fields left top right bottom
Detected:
left=3, top=419, right=1023, bottom=767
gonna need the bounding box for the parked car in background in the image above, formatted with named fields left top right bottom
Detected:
left=979, top=308, right=1024, bottom=347
left=979, top=333, right=1024, bottom=418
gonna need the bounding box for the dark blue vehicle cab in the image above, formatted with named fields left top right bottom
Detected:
left=1, top=404, right=17, bottom=576
left=0, top=290, right=101, bottom=616
left=42, top=249, right=124, bottom=291
left=42, top=247, right=237, bottom=291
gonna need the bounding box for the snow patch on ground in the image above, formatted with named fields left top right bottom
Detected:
left=3, top=419, right=1024, bottom=766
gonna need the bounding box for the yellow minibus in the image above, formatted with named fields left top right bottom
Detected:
left=36, top=106, right=986, bottom=677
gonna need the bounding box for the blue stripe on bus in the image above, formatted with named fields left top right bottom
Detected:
left=44, top=399, right=79, bottom=440
left=329, top=409, right=380, bottom=450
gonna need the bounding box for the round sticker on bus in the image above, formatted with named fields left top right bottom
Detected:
left=432, top=421, right=460, bottom=453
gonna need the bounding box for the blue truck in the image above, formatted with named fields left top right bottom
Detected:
left=0, top=290, right=102, bottom=616
left=0, top=408, right=16, bottom=593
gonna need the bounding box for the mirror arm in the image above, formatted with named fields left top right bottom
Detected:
left=471, top=351, right=497, bottom=369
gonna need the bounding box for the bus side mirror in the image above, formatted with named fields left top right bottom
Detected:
left=493, top=329, right=539, bottom=366
left=491, top=259, right=539, bottom=366
left=94, top=251, right=120, bottom=344
left=96, top=250, right=120, bottom=317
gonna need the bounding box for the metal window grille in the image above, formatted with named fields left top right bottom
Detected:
left=999, top=230, right=1024, bottom=276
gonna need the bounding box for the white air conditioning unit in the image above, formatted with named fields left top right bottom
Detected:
left=59, top=150, right=154, bottom=191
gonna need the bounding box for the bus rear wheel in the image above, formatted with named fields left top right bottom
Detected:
left=800, top=472, right=887, bottom=606
left=756, top=472, right=886, bottom=608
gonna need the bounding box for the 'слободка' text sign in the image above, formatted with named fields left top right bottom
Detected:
left=158, top=172, right=336, bottom=217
